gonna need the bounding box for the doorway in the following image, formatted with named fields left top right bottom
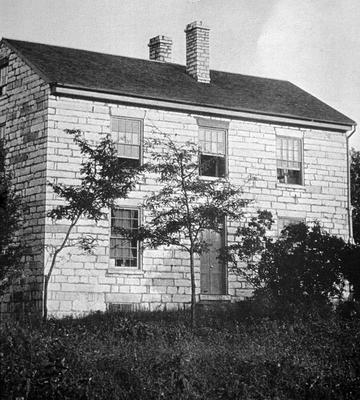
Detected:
left=200, top=229, right=226, bottom=295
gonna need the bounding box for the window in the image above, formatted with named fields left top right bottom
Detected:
left=0, top=124, right=5, bottom=141
left=0, top=61, right=8, bottom=96
left=276, top=136, right=302, bottom=185
left=199, top=126, right=226, bottom=177
left=278, top=217, right=304, bottom=234
left=111, top=117, right=142, bottom=167
left=110, top=208, right=140, bottom=268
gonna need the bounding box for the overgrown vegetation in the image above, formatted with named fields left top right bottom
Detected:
left=1, top=309, right=360, bottom=400
left=0, top=138, right=23, bottom=295
left=351, top=148, right=360, bottom=244
left=226, top=217, right=360, bottom=316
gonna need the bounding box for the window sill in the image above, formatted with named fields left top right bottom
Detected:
left=199, top=294, right=231, bottom=302
left=198, top=175, right=227, bottom=182
left=276, top=182, right=306, bottom=191
left=107, top=268, right=144, bottom=276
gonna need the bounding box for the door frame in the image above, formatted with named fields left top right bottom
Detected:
left=200, top=218, right=228, bottom=295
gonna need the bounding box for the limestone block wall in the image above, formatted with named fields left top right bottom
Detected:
left=0, top=43, right=50, bottom=318
left=45, top=95, right=349, bottom=316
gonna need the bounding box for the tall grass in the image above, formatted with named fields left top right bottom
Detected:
left=1, top=308, right=359, bottom=399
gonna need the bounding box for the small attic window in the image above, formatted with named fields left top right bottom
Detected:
left=0, top=59, right=8, bottom=96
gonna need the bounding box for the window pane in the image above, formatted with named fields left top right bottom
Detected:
left=199, top=127, right=226, bottom=155
left=200, top=154, right=226, bottom=177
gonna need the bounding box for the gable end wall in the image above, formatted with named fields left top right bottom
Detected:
left=0, top=42, right=50, bottom=319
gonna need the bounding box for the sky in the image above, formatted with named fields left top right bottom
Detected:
left=1, top=0, right=359, bottom=148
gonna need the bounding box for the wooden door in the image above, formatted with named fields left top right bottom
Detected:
left=200, top=229, right=226, bottom=295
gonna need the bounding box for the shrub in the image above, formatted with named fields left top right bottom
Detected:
left=342, top=244, right=360, bottom=301
left=227, top=219, right=352, bottom=317
left=0, top=138, right=23, bottom=294
left=256, top=222, right=347, bottom=310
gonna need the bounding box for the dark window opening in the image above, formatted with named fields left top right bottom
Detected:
left=277, top=168, right=302, bottom=185
left=117, top=157, right=140, bottom=169
left=200, top=154, right=226, bottom=177
left=278, top=217, right=304, bottom=235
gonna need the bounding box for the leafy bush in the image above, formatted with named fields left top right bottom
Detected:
left=256, top=222, right=347, bottom=308
left=351, top=148, right=360, bottom=244
left=227, top=218, right=354, bottom=317
left=342, top=244, right=360, bottom=301
left=0, top=138, right=23, bottom=294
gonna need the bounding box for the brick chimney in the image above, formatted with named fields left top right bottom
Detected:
left=185, top=21, right=210, bottom=83
left=148, top=35, right=172, bottom=62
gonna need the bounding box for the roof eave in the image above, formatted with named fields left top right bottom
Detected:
left=51, top=83, right=355, bottom=132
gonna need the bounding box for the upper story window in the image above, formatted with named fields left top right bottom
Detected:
left=111, top=117, right=142, bottom=167
left=276, top=136, right=302, bottom=185
left=110, top=207, right=140, bottom=268
left=0, top=60, right=8, bottom=96
left=199, top=126, right=227, bottom=177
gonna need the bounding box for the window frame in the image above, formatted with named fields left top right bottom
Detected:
left=276, top=135, right=303, bottom=185
left=109, top=206, right=142, bottom=270
left=110, top=116, right=143, bottom=165
left=0, top=123, right=5, bottom=142
left=198, top=124, right=228, bottom=178
left=0, top=59, right=8, bottom=97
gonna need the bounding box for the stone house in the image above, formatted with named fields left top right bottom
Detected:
left=0, top=21, right=356, bottom=317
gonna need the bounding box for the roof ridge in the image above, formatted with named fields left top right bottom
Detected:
left=3, top=37, right=186, bottom=67
left=3, top=38, right=291, bottom=83
left=1, top=37, right=354, bottom=126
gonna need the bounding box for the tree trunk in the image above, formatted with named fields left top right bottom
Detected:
left=43, top=275, right=49, bottom=321
left=189, top=248, right=196, bottom=328
left=43, top=216, right=80, bottom=322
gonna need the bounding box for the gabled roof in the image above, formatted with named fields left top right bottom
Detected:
left=2, top=38, right=355, bottom=127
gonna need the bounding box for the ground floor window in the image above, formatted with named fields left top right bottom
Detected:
left=110, top=208, right=140, bottom=267
left=278, top=216, right=304, bottom=235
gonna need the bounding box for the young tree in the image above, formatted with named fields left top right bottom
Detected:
left=132, top=135, right=249, bottom=327
left=0, top=139, right=23, bottom=294
left=351, top=149, right=360, bottom=244
left=45, top=129, right=143, bottom=319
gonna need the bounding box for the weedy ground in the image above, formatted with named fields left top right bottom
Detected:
left=1, top=306, right=360, bottom=399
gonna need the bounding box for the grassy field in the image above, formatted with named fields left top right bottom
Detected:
left=1, top=307, right=360, bottom=399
